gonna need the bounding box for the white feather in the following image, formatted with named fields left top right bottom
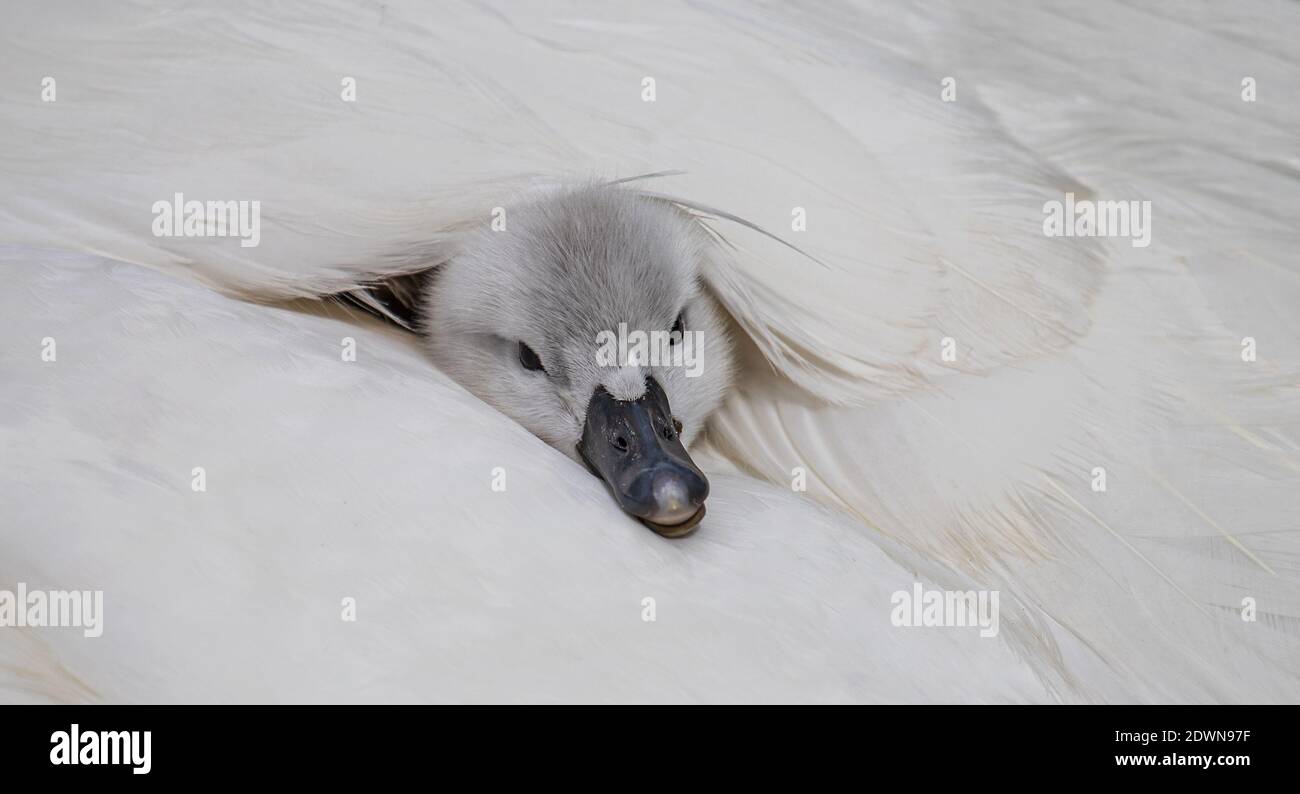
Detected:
left=1, top=0, right=1296, bottom=702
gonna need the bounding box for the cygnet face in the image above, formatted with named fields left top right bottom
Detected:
left=421, top=185, right=734, bottom=535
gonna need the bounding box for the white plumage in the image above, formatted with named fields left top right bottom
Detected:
left=1, top=0, right=1296, bottom=702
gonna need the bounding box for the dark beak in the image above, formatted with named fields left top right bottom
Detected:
left=576, top=377, right=709, bottom=537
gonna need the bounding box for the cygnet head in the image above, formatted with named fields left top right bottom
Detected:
left=420, top=184, right=734, bottom=536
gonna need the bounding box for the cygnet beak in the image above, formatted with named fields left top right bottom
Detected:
left=576, top=377, right=709, bottom=537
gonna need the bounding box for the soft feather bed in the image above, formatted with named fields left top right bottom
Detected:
left=1, top=0, right=1297, bottom=702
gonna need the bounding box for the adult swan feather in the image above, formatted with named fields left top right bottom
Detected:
left=1, top=1, right=1297, bottom=702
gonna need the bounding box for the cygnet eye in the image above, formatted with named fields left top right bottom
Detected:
left=518, top=341, right=546, bottom=373
left=669, top=312, right=684, bottom=345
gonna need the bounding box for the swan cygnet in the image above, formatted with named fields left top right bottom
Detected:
left=414, top=184, right=735, bottom=536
